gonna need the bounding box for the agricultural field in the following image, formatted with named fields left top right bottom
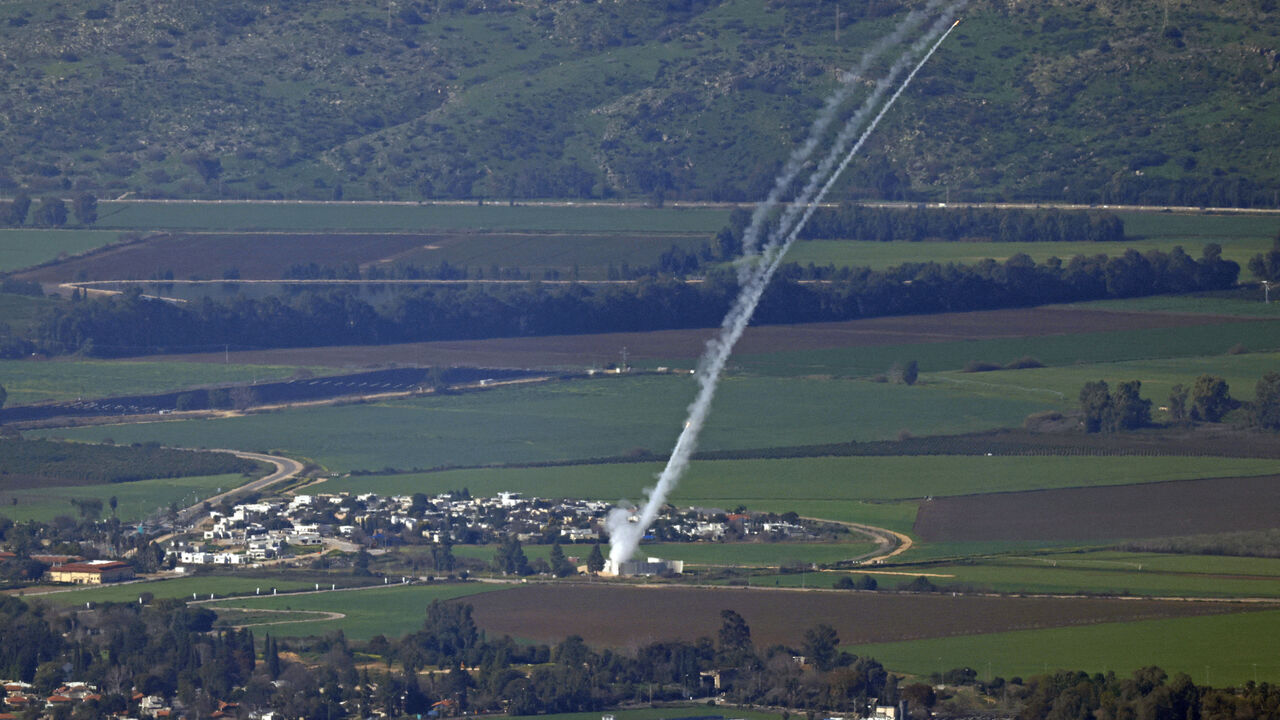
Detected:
left=202, top=582, right=506, bottom=640
left=31, top=574, right=349, bottom=606
left=318, top=456, right=1278, bottom=507
left=0, top=229, right=124, bottom=272
left=912, top=474, right=1280, bottom=543
left=786, top=210, right=1280, bottom=272
left=147, top=305, right=1243, bottom=372
left=787, top=235, right=1272, bottom=273
left=738, top=317, right=1280, bottom=378
left=455, top=584, right=1246, bottom=649
left=0, top=472, right=251, bottom=523
left=811, top=554, right=1280, bottom=599
left=847, top=608, right=1280, bottom=686
left=30, top=374, right=1047, bottom=472
left=927, top=350, right=1280, bottom=413
left=0, top=358, right=315, bottom=406
left=441, top=541, right=878, bottom=569
left=1066, top=292, right=1280, bottom=317
left=92, top=201, right=730, bottom=234
left=16, top=231, right=717, bottom=284
left=1119, top=212, right=1280, bottom=243
left=0, top=292, right=57, bottom=334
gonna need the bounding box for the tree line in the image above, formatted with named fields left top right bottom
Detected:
left=0, top=192, right=97, bottom=226
left=2, top=588, right=1278, bottom=720
left=0, top=593, right=898, bottom=719
left=19, top=244, right=1239, bottom=358
left=1079, top=371, right=1280, bottom=432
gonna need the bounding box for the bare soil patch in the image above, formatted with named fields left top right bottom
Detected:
left=458, top=583, right=1252, bottom=648
left=146, top=307, right=1229, bottom=368
left=913, top=474, right=1280, bottom=543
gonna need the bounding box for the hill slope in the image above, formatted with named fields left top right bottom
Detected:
left=0, top=0, right=1277, bottom=206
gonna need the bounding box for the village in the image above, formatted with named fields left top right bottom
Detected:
left=157, top=490, right=832, bottom=574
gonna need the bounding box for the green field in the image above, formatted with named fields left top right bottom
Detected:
left=928, top=350, right=1280, bottom=412
left=318, top=456, right=1278, bottom=506
left=823, top=556, right=1280, bottom=598
left=1065, top=293, right=1280, bottom=317
left=785, top=211, right=1280, bottom=272
left=0, top=358, right=317, bottom=406
left=0, top=292, right=58, bottom=334
left=384, top=232, right=713, bottom=280
left=441, top=540, right=876, bottom=568
left=1118, top=212, right=1280, bottom=242
left=0, top=229, right=123, bottom=272
left=735, top=319, right=1280, bottom=377
left=33, top=375, right=1046, bottom=472
left=612, top=540, right=877, bottom=567
left=1033, top=551, right=1280, bottom=576
left=32, top=574, right=337, bottom=605
left=95, top=201, right=729, bottom=233
left=847, top=608, right=1280, bottom=686
left=786, top=236, right=1273, bottom=273
left=0, top=472, right=252, bottom=523
left=204, top=583, right=506, bottom=639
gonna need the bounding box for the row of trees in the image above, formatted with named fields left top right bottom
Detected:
left=1019, top=666, right=1280, bottom=720
left=0, top=192, right=97, bottom=226
left=25, top=244, right=1240, bottom=358
left=1079, top=372, right=1280, bottom=432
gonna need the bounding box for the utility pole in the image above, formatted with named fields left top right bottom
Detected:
left=620, top=346, right=629, bottom=372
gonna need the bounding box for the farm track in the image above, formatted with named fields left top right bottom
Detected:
left=213, top=607, right=346, bottom=629
left=798, top=516, right=913, bottom=564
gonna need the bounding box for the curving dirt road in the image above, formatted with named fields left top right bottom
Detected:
left=801, top=516, right=914, bottom=564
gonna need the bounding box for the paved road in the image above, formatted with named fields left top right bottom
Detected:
left=175, top=450, right=303, bottom=522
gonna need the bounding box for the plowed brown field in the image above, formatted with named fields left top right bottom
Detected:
left=913, top=474, right=1280, bottom=542
left=148, top=307, right=1227, bottom=368
left=457, top=583, right=1253, bottom=648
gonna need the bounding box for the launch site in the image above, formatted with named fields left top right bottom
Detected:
left=2, top=1, right=1280, bottom=720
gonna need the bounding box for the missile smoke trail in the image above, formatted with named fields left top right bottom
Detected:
left=606, top=10, right=963, bottom=570
left=757, top=12, right=964, bottom=275
left=736, top=0, right=951, bottom=275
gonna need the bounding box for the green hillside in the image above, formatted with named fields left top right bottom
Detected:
left=1, top=0, right=1276, bottom=206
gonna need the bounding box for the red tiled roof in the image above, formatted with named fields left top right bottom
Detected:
left=48, top=695, right=72, bottom=703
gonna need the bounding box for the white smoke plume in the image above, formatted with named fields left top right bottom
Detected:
left=735, top=0, right=951, bottom=278
left=606, top=6, right=966, bottom=569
